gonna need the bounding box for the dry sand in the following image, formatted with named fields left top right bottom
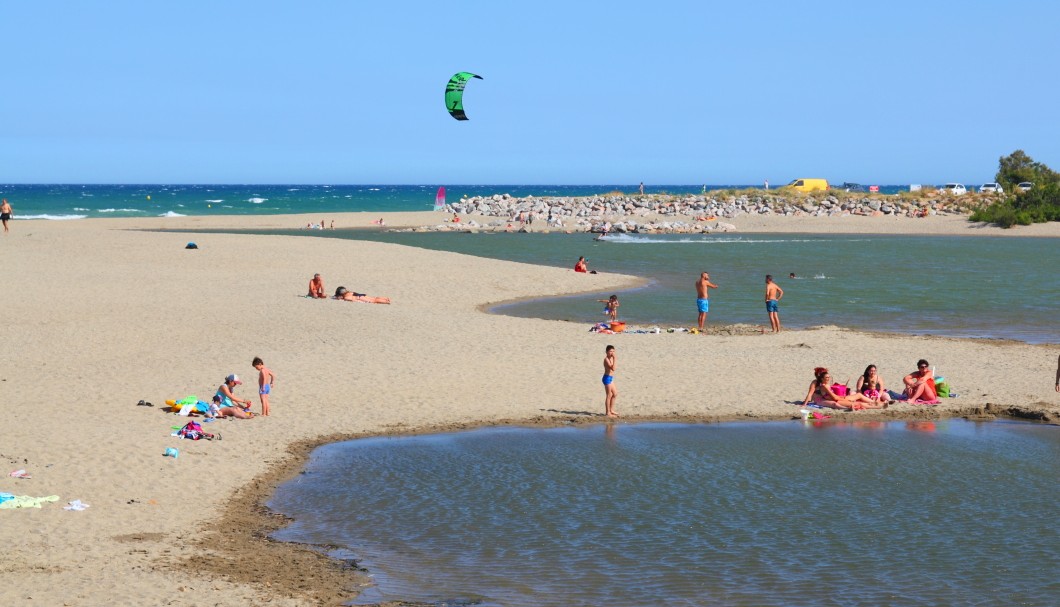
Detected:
left=1, top=212, right=1057, bottom=606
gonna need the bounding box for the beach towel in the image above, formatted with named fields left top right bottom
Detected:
left=0, top=494, right=60, bottom=509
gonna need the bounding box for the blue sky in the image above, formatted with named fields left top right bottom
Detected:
left=2, top=1, right=1058, bottom=185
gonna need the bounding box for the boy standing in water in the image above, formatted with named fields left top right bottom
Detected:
left=765, top=275, right=784, bottom=333
left=252, top=357, right=276, bottom=416
left=598, top=295, right=620, bottom=322
left=602, top=345, right=618, bottom=418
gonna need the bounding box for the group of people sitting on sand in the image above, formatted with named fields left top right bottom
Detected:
left=307, top=273, right=391, bottom=304
left=801, top=359, right=941, bottom=410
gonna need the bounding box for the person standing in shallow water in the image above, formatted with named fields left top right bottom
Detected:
left=602, top=345, right=618, bottom=418
left=695, top=272, right=718, bottom=332
left=765, top=275, right=784, bottom=333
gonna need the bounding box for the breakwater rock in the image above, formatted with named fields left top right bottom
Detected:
left=399, top=191, right=989, bottom=234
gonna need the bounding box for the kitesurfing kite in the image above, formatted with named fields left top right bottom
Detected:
left=445, top=72, right=483, bottom=121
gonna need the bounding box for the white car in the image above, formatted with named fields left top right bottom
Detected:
left=942, top=183, right=967, bottom=195
left=1017, top=182, right=1033, bottom=192
left=979, top=183, right=1003, bottom=194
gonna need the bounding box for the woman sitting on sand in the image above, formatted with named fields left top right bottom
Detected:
left=334, top=286, right=391, bottom=305
left=855, top=364, right=892, bottom=405
left=215, top=374, right=253, bottom=418
left=801, top=367, right=885, bottom=411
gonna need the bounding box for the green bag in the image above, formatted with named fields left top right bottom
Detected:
left=935, top=382, right=950, bottom=398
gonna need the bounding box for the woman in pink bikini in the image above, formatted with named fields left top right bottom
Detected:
left=801, top=367, right=885, bottom=411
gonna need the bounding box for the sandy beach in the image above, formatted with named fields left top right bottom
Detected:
left=1, top=212, right=1057, bottom=606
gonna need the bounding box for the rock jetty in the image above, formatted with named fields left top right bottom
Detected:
left=400, top=190, right=990, bottom=234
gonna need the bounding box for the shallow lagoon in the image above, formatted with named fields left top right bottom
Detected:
left=263, top=230, right=1060, bottom=344
left=270, top=420, right=1060, bottom=606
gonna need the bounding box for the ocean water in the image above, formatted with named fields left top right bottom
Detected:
left=0, top=183, right=911, bottom=220
left=266, top=230, right=1059, bottom=344
left=269, top=421, right=1060, bottom=607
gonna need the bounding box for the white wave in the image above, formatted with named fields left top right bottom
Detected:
left=814, top=274, right=828, bottom=279
left=247, top=197, right=267, bottom=203
left=20, top=214, right=87, bottom=220
left=73, top=207, right=90, bottom=211
left=287, top=188, right=300, bottom=191
left=206, top=199, right=223, bottom=203
left=97, top=208, right=142, bottom=213
left=368, top=188, right=380, bottom=191
left=80, top=193, right=94, bottom=197
left=159, top=211, right=186, bottom=217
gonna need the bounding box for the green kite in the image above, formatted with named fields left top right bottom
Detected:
left=445, top=72, right=483, bottom=121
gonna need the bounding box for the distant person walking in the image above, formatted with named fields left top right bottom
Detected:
left=1054, top=354, right=1059, bottom=392
left=602, top=345, right=618, bottom=418
left=765, top=275, right=784, bottom=333
left=639, top=182, right=645, bottom=195
left=1, top=199, right=11, bottom=233
left=695, top=272, right=719, bottom=331
left=764, top=180, right=769, bottom=190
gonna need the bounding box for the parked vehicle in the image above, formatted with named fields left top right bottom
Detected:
left=979, top=183, right=1004, bottom=194
left=1017, top=182, right=1033, bottom=192
left=785, top=178, right=830, bottom=193
left=942, top=183, right=967, bottom=195
left=841, top=182, right=866, bottom=193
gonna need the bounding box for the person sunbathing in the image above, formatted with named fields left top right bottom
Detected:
left=334, top=286, right=391, bottom=304
left=856, top=364, right=892, bottom=404
left=801, top=367, right=885, bottom=410
left=903, top=359, right=938, bottom=403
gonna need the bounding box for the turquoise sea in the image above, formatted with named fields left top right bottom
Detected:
left=0, top=183, right=910, bottom=220
left=270, top=421, right=1060, bottom=607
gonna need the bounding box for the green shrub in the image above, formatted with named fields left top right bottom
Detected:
left=969, top=181, right=1060, bottom=228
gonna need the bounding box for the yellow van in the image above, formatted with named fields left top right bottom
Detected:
left=785, top=178, right=830, bottom=192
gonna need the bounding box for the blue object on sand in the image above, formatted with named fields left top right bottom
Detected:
left=185, top=242, right=198, bottom=249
